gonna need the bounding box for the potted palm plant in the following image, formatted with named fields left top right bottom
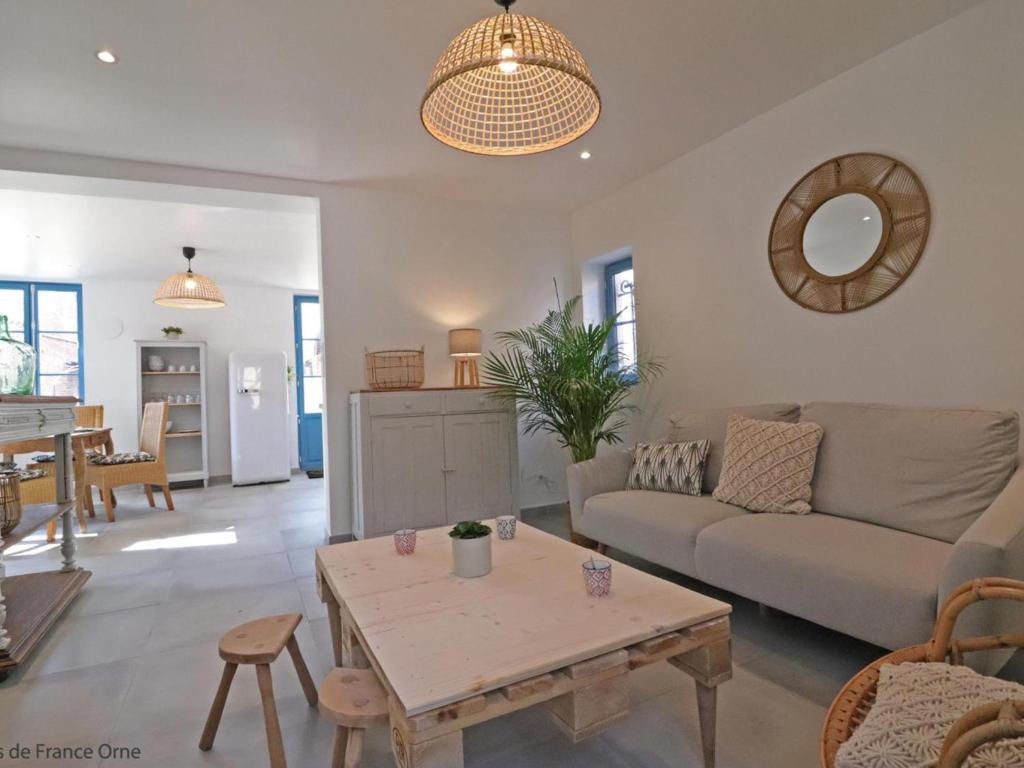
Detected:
left=482, top=291, right=661, bottom=542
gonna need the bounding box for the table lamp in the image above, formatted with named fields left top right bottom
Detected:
left=448, top=328, right=482, bottom=387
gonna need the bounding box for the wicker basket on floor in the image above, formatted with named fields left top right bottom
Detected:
left=822, top=577, right=1024, bottom=768
left=365, top=348, right=425, bottom=390
left=0, top=473, right=22, bottom=536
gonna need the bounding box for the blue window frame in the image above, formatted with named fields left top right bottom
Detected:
left=603, top=257, right=636, bottom=374
left=0, top=281, right=84, bottom=399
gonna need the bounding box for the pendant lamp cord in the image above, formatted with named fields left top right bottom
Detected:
left=496, top=0, right=515, bottom=12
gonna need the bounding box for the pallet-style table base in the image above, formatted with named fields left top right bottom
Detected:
left=0, top=569, right=91, bottom=675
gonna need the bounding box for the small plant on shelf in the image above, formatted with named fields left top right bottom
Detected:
left=448, top=520, right=492, bottom=539
left=161, top=326, right=183, bottom=340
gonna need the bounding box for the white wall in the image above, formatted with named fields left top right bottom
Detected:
left=571, top=0, right=1024, bottom=441
left=80, top=279, right=307, bottom=477
left=0, top=147, right=575, bottom=535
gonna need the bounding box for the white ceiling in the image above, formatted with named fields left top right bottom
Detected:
left=0, top=172, right=319, bottom=290
left=0, top=0, right=983, bottom=210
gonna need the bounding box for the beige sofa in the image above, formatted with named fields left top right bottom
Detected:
left=568, top=402, right=1022, bottom=655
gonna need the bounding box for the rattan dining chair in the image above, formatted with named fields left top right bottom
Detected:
left=84, top=401, right=174, bottom=521
left=822, top=577, right=1024, bottom=768
left=74, top=405, right=104, bottom=429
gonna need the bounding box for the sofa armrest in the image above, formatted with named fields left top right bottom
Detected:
left=567, top=450, right=632, bottom=531
left=940, top=468, right=1024, bottom=672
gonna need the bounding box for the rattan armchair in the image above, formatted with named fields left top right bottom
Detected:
left=822, top=577, right=1024, bottom=768
left=84, top=401, right=174, bottom=521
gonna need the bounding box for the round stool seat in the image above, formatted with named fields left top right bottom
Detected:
left=319, top=668, right=388, bottom=728
left=218, top=613, right=303, bottom=665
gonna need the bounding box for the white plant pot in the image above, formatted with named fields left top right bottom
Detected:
left=451, top=535, right=492, bottom=578
left=164, top=332, right=181, bottom=340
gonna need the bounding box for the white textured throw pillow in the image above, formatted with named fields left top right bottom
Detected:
left=836, top=662, right=1024, bottom=768
left=626, top=440, right=710, bottom=496
left=712, top=415, right=823, bottom=514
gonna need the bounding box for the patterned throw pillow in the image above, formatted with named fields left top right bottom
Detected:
left=88, top=451, right=155, bottom=466
left=626, top=440, right=710, bottom=495
left=836, top=662, right=1024, bottom=768
left=712, top=415, right=823, bottom=514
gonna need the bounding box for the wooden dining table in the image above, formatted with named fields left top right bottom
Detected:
left=0, top=427, right=115, bottom=532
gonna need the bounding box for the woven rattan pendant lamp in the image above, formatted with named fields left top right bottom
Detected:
left=154, top=247, right=226, bottom=309
left=422, top=0, right=601, bottom=156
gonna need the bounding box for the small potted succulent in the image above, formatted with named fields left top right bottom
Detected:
left=161, top=326, right=183, bottom=340
left=449, top=520, right=492, bottom=578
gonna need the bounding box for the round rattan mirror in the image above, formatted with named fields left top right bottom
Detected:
left=769, top=153, right=930, bottom=313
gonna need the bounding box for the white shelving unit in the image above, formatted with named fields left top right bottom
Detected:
left=135, top=340, right=209, bottom=486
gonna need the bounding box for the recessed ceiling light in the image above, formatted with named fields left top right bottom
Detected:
left=579, top=150, right=592, bottom=160
left=95, top=49, right=118, bottom=64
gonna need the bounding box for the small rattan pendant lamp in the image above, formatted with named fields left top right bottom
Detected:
left=153, top=247, right=226, bottom=309
left=422, top=0, right=601, bottom=156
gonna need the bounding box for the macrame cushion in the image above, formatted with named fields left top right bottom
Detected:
left=89, top=451, right=155, bottom=466
left=712, top=415, right=823, bottom=514
left=836, top=662, right=1024, bottom=768
left=626, top=440, right=710, bottom=496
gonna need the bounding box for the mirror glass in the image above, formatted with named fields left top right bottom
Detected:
left=803, top=193, right=884, bottom=277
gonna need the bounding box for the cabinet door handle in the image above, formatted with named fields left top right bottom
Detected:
left=442, top=467, right=455, bottom=473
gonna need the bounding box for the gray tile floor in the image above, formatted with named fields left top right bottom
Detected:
left=0, top=478, right=914, bottom=767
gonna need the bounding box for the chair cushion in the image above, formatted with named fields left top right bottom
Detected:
left=89, top=451, right=155, bottom=466
left=0, top=468, right=48, bottom=482
left=802, top=402, right=1019, bottom=543
left=712, top=416, right=823, bottom=514
left=579, top=491, right=748, bottom=577
left=666, top=403, right=801, bottom=493
left=626, top=440, right=710, bottom=495
left=695, top=513, right=951, bottom=649
left=836, top=662, right=1024, bottom=768
left=32, top=453, right=55, bottom=463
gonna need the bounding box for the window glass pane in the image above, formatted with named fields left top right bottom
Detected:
left=300, top=301, right=321, bottom=340
left=302, top=339, right=323, bottom=377
left=616, top=321, right=637, bottom=371
left=612, top=268, right=635, bottom=323
left=39, top=374, right=79, bottom=397
left=37, top=289, right=79, bottom=332
left=302, top=376, right=323, bottom=414
left=0, top=288, right=27, bottom=339
left=39, top=332, right=80, bottom=375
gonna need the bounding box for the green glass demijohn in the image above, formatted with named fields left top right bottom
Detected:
left=0, top=314, right=36, bottom=395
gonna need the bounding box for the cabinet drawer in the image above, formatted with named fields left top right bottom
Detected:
left=366, top=392, right=442, bottom=417
left=443, top=390, right=503, bottom=413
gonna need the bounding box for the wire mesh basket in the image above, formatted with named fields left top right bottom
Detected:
left=365, top=348, right=425, bottom=391
left=0, top=473, right=22, bottom=537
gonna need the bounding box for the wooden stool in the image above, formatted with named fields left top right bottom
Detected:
left=319, top=668, right=388, bottom=768
left=199, top=613, right=318, bottom=768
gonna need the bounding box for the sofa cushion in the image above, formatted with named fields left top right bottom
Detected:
left=666, top=403, right=801, bottom=493
left=695, top=512, right=951, bottom=650
left=579, top=491, right=747, bottom=578
left=801, top=402, right=1019, bottom=543
left=626, top=440, right=710, bottom=496
left=713, top=416, right=823, bottom=514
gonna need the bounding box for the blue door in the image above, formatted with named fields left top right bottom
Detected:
left=294, top=296, right=324, bottom=471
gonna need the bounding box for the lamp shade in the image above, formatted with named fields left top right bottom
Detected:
left=154, top=247, right=226, bottom=309
left=422, top=7, right=600, bottom=156
left=449, top=328, right=483, bottom=357
left=153, top=271, right=226, bottom=309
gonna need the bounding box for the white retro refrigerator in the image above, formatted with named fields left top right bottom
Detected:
left=229, top=351, right=291, bottom=486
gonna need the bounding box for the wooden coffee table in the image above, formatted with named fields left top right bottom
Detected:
left=316, top=522, right=732, bottom=768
